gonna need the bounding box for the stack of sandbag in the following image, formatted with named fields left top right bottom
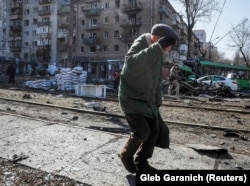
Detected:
left=71, top=67, right=87, bottom=85
left=25, top=79, right=52, bottom=90
left=55, top=67, right=88, bottom=91
left=79, top=71, right=88, bottom=84
left=55, top=68, right=72, bottom=90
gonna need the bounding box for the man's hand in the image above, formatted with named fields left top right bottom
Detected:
left=158, top=37, right=176, bottom=49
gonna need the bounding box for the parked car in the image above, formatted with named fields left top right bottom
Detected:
left=196, top=75, right=238, bottom=91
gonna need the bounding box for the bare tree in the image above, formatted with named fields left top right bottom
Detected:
left=229, top=18, right=250, bottom=67
left=170, top=0, right=219, bottom=58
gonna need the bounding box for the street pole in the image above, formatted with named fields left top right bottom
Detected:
left=67, top=2, right=78, bottom=69
left=209, top=42, right=212, bottom=61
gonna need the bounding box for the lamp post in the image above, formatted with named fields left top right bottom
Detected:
left=67, top=3, right=77, bottom=68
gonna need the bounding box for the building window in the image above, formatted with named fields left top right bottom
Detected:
left=33, top=7, right=38, bottom=13
left=80, top=46, right=84, bottom=53
left=104, top=17, right=108, bottom=24
left=43, top=5, right=50, bottom=12
left=81, top=6, right=86, bottom=12
left=103, top=45, right=108, bottom=52
left=33, top=18, right=37, bottom=25
left=42, top=17, right=50, bottom=22
left=32, top=41, right=37, bottom=47
left=103, top=31, right=108, bottom=39
left=32, top=30, right=36, bottom=36
left=90, top=19, right=97, bottom=26
left=81, top=20, right=85, bottom=26
left=24, top=42, right=29, bottom=47
left=115, top=16, right=119, bottom=23
left=24, top=20, right=29, bottom=26
left=105, top=2, right=109, bottom=9
left=89, top=32, right=97, bottom=38
left=24, top=9, right=30, bottom=15
left=90, top=46, right=96, bottom=53
left=24, top=53, right=29, bottom=60
left=81, top=34, right=84, bottom=40
left=92, top=2, right=98, bottom=8
left=114, top=30, right=120, bottom=38
left=114, top=45, right=119, bottom=52
left=24, top=31, right=29, bottom=37
left=115, top=0, right=120, bottom=8
left=90, top=63, right=97, bottom=74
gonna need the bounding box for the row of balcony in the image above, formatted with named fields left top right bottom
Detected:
left=38, top=9, right=51, bottom=16
left=58, top=34, right=139, bottom=46
left=81, top=2, right=142, bottom=17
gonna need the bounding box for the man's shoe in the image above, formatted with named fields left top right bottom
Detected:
left=120, top=156, right=137, bottom=173
left=135, top=163, right=157, bottom=171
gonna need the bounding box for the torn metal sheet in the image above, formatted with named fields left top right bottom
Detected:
left=186, top=143, right=228, bottom=153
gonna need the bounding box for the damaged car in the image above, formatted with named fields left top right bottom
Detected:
left=196, top=75, right=239, bottom=91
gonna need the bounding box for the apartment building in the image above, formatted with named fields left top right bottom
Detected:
left=0, top=0, right=11, bottom=73
left=193, top=29, right=220, bottom=60
left=1, top=0, right=200, bottom=80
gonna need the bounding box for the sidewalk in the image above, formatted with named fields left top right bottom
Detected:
left=0, top=113, right=250, bottom=185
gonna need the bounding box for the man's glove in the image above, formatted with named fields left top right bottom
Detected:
left=158, top=37, right=176, bottom=49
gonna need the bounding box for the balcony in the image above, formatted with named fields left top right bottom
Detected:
left=172, top=13, right=181, bottom=28
left=9, top=13, right=22, bottom=20
left=37, top=21, right=51, bottom=27
left=38, top=0, right=53, bottom=4
left=36, top=45, right=51, bottom=54
left=38, top=9, right=51, bottom=16
left=84, top=8, right=100, bottom=17
left=36, top=56, right=51, bottom=62
left=122, top=2, right=142, bottom=12
left=83, top=37, right=100, bottom=45
left=58, top=19, right=70, bottom=27
left=85, top=25, right=100, bottom=30
left=9, top=42, right=22, bottom=52
left=10, top=2, right=22, bottom=9
left=10, top=46, right=21, bottom=52
left=37, top=41, right=51, bottom=47
left=120, top=18, right=141, bottom=27
left=159, top=6, right=170, bottom=18
left=10, top=25, right=22, bottom=31
left=9, top=35, right=22, bottom=40
left=172, top=20, right=181, bottom=28
left=57, top=31, right=68, bottom=39
left=58, top=6, right=70, bottom=14
left=119, top=34, right=138, bottom=43
left=58, top=44, right=68, bottom=51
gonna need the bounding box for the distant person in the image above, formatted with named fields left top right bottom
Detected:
left=168, top=64, right=181, bottom=95
left=6, top=63, right=16, bottom=84
left=118, top=23, right=178, bottom=173
left=113, top=69, right=121, bottom=90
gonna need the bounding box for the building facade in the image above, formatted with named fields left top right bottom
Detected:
left=1, top=0, right=201, bottom=80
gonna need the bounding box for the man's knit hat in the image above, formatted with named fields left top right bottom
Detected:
left=151, top=24, right=178, bottom=40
